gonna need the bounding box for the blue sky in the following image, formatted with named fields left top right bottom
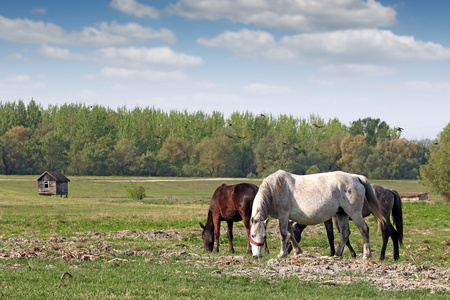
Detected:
left=1, top=0, right=449, bottom=140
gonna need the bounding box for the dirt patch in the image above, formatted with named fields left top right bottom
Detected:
left=1, top=229, right=449, bottom=292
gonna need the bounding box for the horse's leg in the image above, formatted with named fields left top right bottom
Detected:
left=346, top=239, right=357, bottom=258
left=226, top=221, right=235, bottom=253
left=243, top=217, right=252, bottom=254
left=212, top=217, right=221, bottom=253
left=380, top=220, right=399, bottom=260
left=287, top=221, right=302, bottom=255
left=351, top=214, right=372, bottom=260
left=390, top=223, right=400, bottom=261
left=287, top=222, right=306, bottom=254
left=277, top=215, right=292, bottom=258
left=333, top=215, right=356, bottom=257
left=335, top=213, right=350, bottom=258
left=323, top=219, right=336, bottom=257
left=264, top=238, right=270, bottom=255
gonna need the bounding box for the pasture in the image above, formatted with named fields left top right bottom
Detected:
left=0, top=176, right=449, bottom=299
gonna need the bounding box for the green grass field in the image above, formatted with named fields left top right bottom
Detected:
left=0, top=176, right=449, bottom=299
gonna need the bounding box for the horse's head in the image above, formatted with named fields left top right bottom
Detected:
left=249, top=216, right=268, bottom=258
left=199, top=222, right=214, bottom=252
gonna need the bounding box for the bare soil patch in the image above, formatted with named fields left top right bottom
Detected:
left=1, top=228, right=449, bottom=293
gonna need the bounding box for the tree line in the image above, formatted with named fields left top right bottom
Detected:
left=0, top=99, right=431, bottom=179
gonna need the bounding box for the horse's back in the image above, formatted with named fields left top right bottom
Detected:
left=210, top=183, right=258, bottom=221
left=283, top=171, right=366, bottom=224
left=370, top=183, right=395, bottom=217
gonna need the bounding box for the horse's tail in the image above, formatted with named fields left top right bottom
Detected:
left=358, top=176, right=386, bottom=231
left=391, top=189, right=404, bottom=245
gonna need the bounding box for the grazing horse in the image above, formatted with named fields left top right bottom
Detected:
left=289, top=184, right=403, bottom=260
left=249, top=170, right=385, bottom=259
left=200, top=183, right=269, bottom=254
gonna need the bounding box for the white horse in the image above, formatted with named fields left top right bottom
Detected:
left=249, top=170, right=385, bottom=259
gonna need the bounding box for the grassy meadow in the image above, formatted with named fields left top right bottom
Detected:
left=0, top=175, right=449, bottom=299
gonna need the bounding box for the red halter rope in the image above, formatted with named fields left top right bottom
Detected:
left=248, top=227, right=265, bottom=247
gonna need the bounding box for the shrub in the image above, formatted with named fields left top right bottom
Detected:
left=126, top=182, right=146, bottom=200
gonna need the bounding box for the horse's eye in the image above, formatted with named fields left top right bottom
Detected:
left=251, top=234, right=255, bottom=238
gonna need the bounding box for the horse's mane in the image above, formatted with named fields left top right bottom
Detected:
left=256, top=170, right=292, bottom=218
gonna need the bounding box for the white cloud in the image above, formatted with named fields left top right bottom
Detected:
left=0, top=74, right=46, bottom=90
left=39, top=45, right=85, bottom=60
left=94, top=47, right=203, bottom=68
left=87, top=67, right=188, bottom=82
left=98, top=21, right=176, bottom=43
left=6, top=53, right=30, bottom=61
left=109, top=0, right=159, bottom=18
left=318, top=64, right=398, bottom=77
left=172, top=0, right=396, bottom=31
left=0, top=15, right=174, bottom=46
left=198, top=29, right=275, bottom=58
left=199, top=29, right=450, bottom=63
left=278, top=29, right=450, bottom=63
left=38, top=45, right=203, bottom=70
left=244, top=83, right=292, bottom=95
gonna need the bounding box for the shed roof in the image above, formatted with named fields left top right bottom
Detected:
left=400, top=192, right=428, bottom=197
left=37, top=171, right=70, bottom=182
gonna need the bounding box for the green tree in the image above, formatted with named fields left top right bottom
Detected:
left=253, top=131, right=301, bottom=177
left=195, top=132, right=234, bottom=177
left=349, top=117, right=391, bottom=146
left=140, top=152, right=178, bottom=176
left=0, top=134, right=22, bottom=174
left=39, top=131, right=69, bottom=172
left=339, top=134, right=371, bottom=176
left=109, top=139, right=141, bottom=175
left=158, top=136, right=189, bottom=175
left=68, top=136, right=113, bottom=175
left=317, top=133, right=343, bottom=171
left=420, top=123, right=450, bottom=200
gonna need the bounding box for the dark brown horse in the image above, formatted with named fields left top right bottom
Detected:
left=289, top=184, right=403, bottom=260
left=200, top=183, right=269, bottom=254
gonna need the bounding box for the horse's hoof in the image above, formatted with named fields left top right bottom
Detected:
left=277, top=253, right=287, bottom=258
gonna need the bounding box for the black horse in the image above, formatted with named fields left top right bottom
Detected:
left=200, top=183, right=269, bottom=254
left=289, top=184, right=403, bottom=260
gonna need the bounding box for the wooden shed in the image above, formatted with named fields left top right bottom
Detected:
left=37, top=171, right=70, bottom=197
left=400, top=192, right=428, bottom=201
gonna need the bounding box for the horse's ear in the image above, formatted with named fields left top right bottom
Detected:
left=199, top=222, right=206, bottom=229
left=264, top=218, right=269, bottom=226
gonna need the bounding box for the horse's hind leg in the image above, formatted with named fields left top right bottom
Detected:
left=391, top=225, right=400, bottom=261
left=335, top=213, right=350, bottom=258
left=287, top=222, right=306, bottom=254
left=332, top=216, right=356, bottom=257
left=351, top=215, right=371, bottom=260
left=324, top=220, right=336, bottom=257
left=380, top=220, right=399, bottom=260
left=278, top=215, right=298, bottom=258
left=226, top=221, right=235, bottom=253
left=287, top=221, right=302, bottom=255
